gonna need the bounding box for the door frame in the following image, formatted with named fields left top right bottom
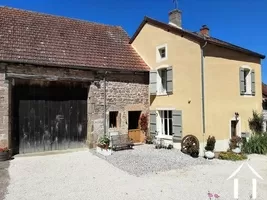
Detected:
left=229, top=116, right=241, bottom=138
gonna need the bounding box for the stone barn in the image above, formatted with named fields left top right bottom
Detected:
left=0, top=7, right=149, bottom=154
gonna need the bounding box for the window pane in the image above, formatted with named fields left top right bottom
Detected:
left=164, top=118, right=168, bottom=135
left=169, top=119, right=173, bottom=135
left=164, top=110, right=167, bottom=117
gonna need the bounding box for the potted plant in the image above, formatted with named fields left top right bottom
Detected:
left=97, top=135, right=110, bottom=149
left=0, top=147, right=10, bottom=162
left=189, top=146, right=199, bottom=158
left=229, top=136, right=242, bottom=154
left=96, top=135, right=112, bottom=156
left=204, top=136, right=216, bottom=159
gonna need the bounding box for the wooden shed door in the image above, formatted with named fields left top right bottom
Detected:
left=13, top=84, right=88, bottom=154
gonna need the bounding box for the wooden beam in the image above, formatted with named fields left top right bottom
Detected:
left=6, top=73, right=93, bottom=82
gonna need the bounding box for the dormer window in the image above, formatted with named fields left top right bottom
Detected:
left=156, top=44, right=168, bottom=62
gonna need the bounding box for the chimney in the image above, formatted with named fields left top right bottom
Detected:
left=200, top=25, right=210, bottom=36
left=168, top=9, right=182, bottom=29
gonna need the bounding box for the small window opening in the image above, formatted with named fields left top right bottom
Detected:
left=109, top=111, right=118, bottom=128
left=158, top=47, right=166, bottom=59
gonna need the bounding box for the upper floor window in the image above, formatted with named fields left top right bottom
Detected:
left=149, top=66, right=173, bottom=96
left=157, top=68, right=167, bottom=95
left=240, top=66, right=255, bottom=96
left=156, top=44, right=168, bottom=62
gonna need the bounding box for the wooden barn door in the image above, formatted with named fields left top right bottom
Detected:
left=13, top=83, right=88, bottom=154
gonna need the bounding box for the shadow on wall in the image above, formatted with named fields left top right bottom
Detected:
left=204, top=45, right=261, bottom=64
left=150, top=95, right=156, bottom=105
left=0, top=160, right=10, bottom=200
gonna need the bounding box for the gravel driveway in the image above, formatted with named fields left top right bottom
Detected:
left=92, top=145, right=212, bottom=176
left=3, top=147, right=267, bottom=200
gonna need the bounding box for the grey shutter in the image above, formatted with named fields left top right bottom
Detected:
left=150, top=110, right=157, bottom=138
left=172, top=110, right=182, bottom=142
left=166, top=66, right=173, bottom=94
left=239, top=67, right=245, bottom=95
left=150, top=70, right=157, bottom=95
left=251, top=69, right=255, bottom=95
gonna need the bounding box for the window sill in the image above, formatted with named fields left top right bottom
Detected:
left=156, top=135, right=173, bottom=140
left=241, top=93, right=254, bottom=97
left=156, top=57, right=167, bottom=63
left=156, top=93, right=168, bottom=96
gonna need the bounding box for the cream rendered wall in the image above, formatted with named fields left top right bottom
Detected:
left=204, top=45, right=262, bottom=151
left=132, top=23, right=263, bottom=153
left=132, top=24, right=203, bottom=141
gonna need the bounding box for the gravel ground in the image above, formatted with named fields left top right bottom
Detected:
left=3, top=148, right=267, bottom=200
left=92, top=145, right=212, bottom=176
left=0, top=161, right=10, bottom=200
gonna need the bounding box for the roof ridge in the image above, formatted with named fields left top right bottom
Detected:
left=130, top=16, right=265, bottom=59
left=0, top=6, right=119, bottom=28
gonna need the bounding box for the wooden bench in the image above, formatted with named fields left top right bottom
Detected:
left=111, top=134, right=134, bottom=151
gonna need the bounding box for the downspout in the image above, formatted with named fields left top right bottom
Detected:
left=103, top=71, right=108, bottom=136
left=201, top=40, right=207, bottom=152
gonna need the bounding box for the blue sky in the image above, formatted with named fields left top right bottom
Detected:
left=1, top=0, right=267, bottom=82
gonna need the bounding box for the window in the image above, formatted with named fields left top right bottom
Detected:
left=240, top=67, right=255, bottom=95
left=157, top=68, right=167, bottom=94
left=159, top=47, right=166, bottom=59
left=109, top=111, right=118, bottom=128
left=156, top=44, right=167, bottom=62
left=159, top=110, right=173, bottom=136
left=244, top=68, right=251, bottom=94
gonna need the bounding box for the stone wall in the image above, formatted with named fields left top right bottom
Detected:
left=87, top=73, right=149, bottom=147
left=0, top=63, right=149, bottom=149
left=0, top=69, right=10, bottom=148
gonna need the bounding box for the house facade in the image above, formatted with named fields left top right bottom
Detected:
left=131, top=9, right=265, bottom=153
left=0, top=7, right=149, bottom=154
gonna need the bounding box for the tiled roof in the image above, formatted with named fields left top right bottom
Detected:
left=130, top=17, right=265, bottom=59
left=0, top=7, right=149, bottom=71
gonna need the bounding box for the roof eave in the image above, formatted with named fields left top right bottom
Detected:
left=0, top=59, right=150, bottom=73
left=130, top=17, right=265, bottom=60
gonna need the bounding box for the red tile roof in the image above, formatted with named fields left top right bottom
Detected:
left=130, top=17, right=265, bottom=59
left=0, top=7, right=149, bottom=71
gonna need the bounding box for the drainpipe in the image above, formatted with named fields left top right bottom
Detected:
left=103, top=71, right=108, bottom=136
left=201, top=40, right=207, bottom=152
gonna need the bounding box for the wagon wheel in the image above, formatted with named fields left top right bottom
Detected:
left=181, top=134, right=199, bottom=154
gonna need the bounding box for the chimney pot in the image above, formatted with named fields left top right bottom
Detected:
left=168, top=9, right=182, bottom=28
left=200, top=25, right=210, bottom=36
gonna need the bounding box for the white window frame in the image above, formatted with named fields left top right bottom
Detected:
left=229, top=116, right=241, bottom=139
left=157, top=68, right=167, bottom=95
left=242, top=65, right=252, bottom=95
left=156, top=110, right=173, bottom=139
left=156, top=44, right=168, bottom=63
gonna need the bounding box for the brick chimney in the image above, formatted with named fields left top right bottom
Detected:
left=200, top=25, right=210, bottom=36
left=169, top=9, right=182, bottom=29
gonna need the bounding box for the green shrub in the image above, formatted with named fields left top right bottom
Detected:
left=248, top=110, right=264, bottom=134
left=218, top=151, right=247, bottom=161
left=243, top=134, right=267, bottom=154
left=205, top=135, right=216, bottom=151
